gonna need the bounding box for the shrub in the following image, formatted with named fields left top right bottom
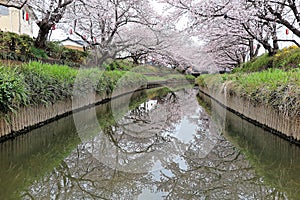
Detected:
left=273, top=46, right=300, bottom=70
left=103, top=59, right=136, bottom=71
left=45, top=42, right=64, bottom=59
left=46, top=41, right=88, bottom=64
left=0, top=31, right=88, bottom=65
left=0, top=31, right=35, bottom=61
left=30, top=47, right=48, bottom=59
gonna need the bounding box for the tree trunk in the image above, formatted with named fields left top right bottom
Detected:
left=254, top=44, right=261, bottom=57
left=249, top=39, right=255, bottom=59
left=271, top=24, right=279, bottom=55
left=131, top=54, right=140, bottom=65
left=34, top=22, right=52, bottom=49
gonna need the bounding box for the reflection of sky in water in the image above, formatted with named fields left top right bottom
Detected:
left=140, top=158, right=188, bottom=200
left=138, top=188, right=167, bottom=200
left=175, top=117, right=198, bottom=143
left=140, top=100, right=158, bottom=112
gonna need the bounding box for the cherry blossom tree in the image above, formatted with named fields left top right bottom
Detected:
left=247, top=0, right=300, bottom=47
left=0, top=0, right=74, bottom=49
left=163, top=0, right=293, bottom=69
left=115, top=22, right=215, bottom=72
left=66, top=0, right=158, bottom=65
left=30, top=0, right=74, bottom=48
left=250, top=0, right=300, bottom=38
left=115, top=24, right=165, bottom=64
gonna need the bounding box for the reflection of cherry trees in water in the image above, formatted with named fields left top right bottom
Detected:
left=156, top=138, right=287, bottom=199
left=22, top=146, right=152, bottom=199
left=23, top=89, right=286, bottom=199
left=86, top=90, right=196, bottom=173
left=124, top=91, right=181, bottom=136
left=113, top=91, right=181, bottom=147
left=90, top=89, right=221, bottom=173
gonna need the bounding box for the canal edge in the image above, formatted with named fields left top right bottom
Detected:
left=198, top=88, right=300, bottom=147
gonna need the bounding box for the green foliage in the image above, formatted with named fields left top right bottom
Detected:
left=20, top=62, right=78, bottom=105
left=62, top=48, right=88, bottom=63
left=46, top=42, right=88, bottom=64
left=0, top=31, right=35, bottom=61
left=45, top=42, right=64, bottom=58
left=185, top=74, right=196, bottom=81
left=234, top=46, right=300, bottom=73
left=103, top=60, right=136, bottom=71
left=0, top=61, right=150, bottom=116
left=0, top=57, right=193, bottom=116
left=0, top=67, right=28, bottom=114
left=132, top=65, right=177, bottom=75
left=199, top=68, right=300, bottom=117
left=195, top=76, right=207, bottom=87
left=234, top=53, right=272, bottom=73
left=273, top=46, right=300, bottom=70
left=30, top=47, right=48, bottom=59
left=0, top=31, right=88, bottom=65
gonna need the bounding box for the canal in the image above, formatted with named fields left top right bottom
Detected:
left=0, top=87, right=300, bottom=199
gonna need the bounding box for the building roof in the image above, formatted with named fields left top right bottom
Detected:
left=60, top=37, right=88, bottom=47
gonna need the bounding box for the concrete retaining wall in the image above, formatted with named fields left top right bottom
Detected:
left=199, top=85, right=300, bottom=142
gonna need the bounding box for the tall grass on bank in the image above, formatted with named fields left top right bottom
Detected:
left=0, top=67, right=28, bottom=114
left=0, top=61, right=147, bottom=116
left=20, top=62, right=78, bottom=105
left=0, top=60, right=193, bottom=118
left=196, top=69, right=300, bottom=117
left=234, top=46, right=300, bottom=73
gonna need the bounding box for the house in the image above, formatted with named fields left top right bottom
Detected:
left=59, top=37, right=89, bottom=52
left=0, top=4, right=35, bottom=37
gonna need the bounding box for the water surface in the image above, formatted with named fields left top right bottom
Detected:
left=0, top=88, right=299, bottom=199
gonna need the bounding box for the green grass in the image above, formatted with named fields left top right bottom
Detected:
left=146, top=74, right=194, bottom=82
left=103, top=59, right=136, bottom=71
left=0, top=61, right=192, bottom=117
left=19, top=62, right=78, bottom=105
left=0, top=61, right=148, bottom=116
left=234, top=46, right=300, bottom=73
left=0, top=66, right=28, bottom=114
left=196, top=68, right=300, bottom=117
left=131, top=65, right=178, bottom=75
left=235, top=53, right=272, bottom=73
left=104, top=63, right=195, bottom=84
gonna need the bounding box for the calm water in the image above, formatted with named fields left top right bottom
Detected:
left=0, top=88, right=300, bottom=199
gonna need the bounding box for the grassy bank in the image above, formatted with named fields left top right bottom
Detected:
left=0, top=61, right=145, bottom=115
left=196, top=46, right=300, bottom=118
left=104, top=61, right=195, bottom=82
left=0, top=61, right=194, bottom=118
left=233, top=46, right=300, bottom=73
